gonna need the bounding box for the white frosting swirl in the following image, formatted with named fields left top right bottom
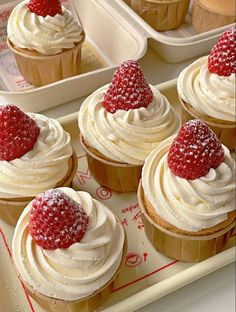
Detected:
left=78, top=84, right=180, bottom=165
left=7, top=0, right=84, bottom=55
left=12, top=188, right=125, bottom=301
left=142, top=137, right=235, bottom=232
left=177, top=56, right=236, bottom=122
left=0, top=114, right=72, bottom=198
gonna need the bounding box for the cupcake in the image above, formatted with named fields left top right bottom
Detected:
left=0, top=105, right=77, bottom=225
left=12, top=187, right=126, bottom=312
left=128, top=0, right=190, bottom=31
left=192, top=0, right=235, bottom=33
left=7, top=0, right=85, bottom=86
left=138, top=119, right=235, bottom=262
left=177, top=27, right=236, bottom=150
left=78, top=60, right=179, bottom=193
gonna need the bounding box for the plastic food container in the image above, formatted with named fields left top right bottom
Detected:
left=112, top=0, right=234, bottom=63
left=0, top=0, right=147, bottom=112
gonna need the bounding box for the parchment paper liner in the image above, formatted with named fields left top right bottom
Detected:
left=17, top=225, right=127, bottom=312
left=138, top=182, right=236, bottom=262
left=0, top=151, right=78, bottom=226
left=7, top=33, right=85, bottom=87
left=179, top=97, right=236, bottom=151
left=80, top=135, right=142, bottom=193
left=192, top=0, right=235, bottom=33
left=129, top=0, right=190, bottom=31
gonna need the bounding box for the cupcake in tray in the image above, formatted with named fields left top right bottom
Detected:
left=177, top=26, right=236, bottom=150
left=192, top=0, right=235, bottom=33
left=78, top=60, right=180, bottom=193
left=128, top=0, right=190, bottom=31
left=138, top=119, right=235, bottom=262
left=0, top=105, right=77, bottom=225
left=7, top=0, right=85, bottom=86
left=12, top=187, right=126, bottom=312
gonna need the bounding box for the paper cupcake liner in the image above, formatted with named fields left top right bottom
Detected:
left=192, top=0, right=235, bottom=33
left=7, top=33, right=85, bottom=87
left=179, top=97, right=236, bottom=151
left=0, top=151, right=78, bottom=225
left=80, top=135, right=142, bottom=193
left=129, top=0, right=190, bottom=31
left=138, top=182, right=236, bottom=262
left=20, top=225, right=127, bottom=312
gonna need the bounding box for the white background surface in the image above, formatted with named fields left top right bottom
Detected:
left=42, top=47, right=236, bottom=312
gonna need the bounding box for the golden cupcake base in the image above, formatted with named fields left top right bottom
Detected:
left=0, top=151, right=78, bottom=225
left=179, top=97, right=236, bottom=151
left=192, top=0, right=235, bottom=33
left=138, top=182, right=236, bottom=262
left=80, top=135, right=142, bottom=193
left=129, top=0, right=190, bottom=31
left=18, top=226, right=127, bottom=312
left=7, top=33, right=85, bottom=87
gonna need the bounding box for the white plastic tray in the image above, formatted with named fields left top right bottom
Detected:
left=112, top=0, right=234, bottom=63
left=0, top=0, right=147, bottom=112
left=0, top=79, right=235, bottom=312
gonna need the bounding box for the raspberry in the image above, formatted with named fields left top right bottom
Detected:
left=167, top=120, right=224, bottom=180
left=27, top=0, right=62, bottom=17
left=208, top=26, right=236, bottom=76
left=0, top=105, right=40, bottom=161
left=29, top=189, right=89, bottom=250
left=102, top=60, right=153, bottom=113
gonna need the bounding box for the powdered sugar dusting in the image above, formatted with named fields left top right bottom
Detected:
left=167, top=119, right=224, bottom=180
left=102, top=60, right=153, bottom=113
left=0, top=105, right=40, bottom=161
left=29, top=189, right=89, bottom=250
left=208, top=26, right=236, bottom=76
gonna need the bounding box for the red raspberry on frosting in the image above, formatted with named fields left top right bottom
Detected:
left=102, top=60, right=153, bottom=113
left=27, top=0, right=62, bottom=17
left=0, top=104, right=40, bottom=161
left=167, top=120, right=224, bottom=180
left=208, top=26, right=236, bottom=76
left=29, top=189, right=89, bottom=250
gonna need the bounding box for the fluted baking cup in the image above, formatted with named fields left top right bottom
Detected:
left=138, top=182, right=236, bottom=262
left=80, top=135, right=142, bottom=193
left=179, top=97, right=236, bottom=151
left=0, top=151, right=78, bottom=225
left=192, top=0, right=235, bottom=33
left=129, top=0, right=190, bottom=31
left=19, top=228, right=127, bottom=312
left=7, top=33, right=85, bottom=87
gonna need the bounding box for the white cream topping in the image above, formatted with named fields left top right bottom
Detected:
left=7, top=0, right=83, bottom=55
left=12, top=188, right=125, bottom=301
left=0, top=113, right=72, bottom=198
left=142, top=137, right=235, bottom=232
left=78, top=84, right=180, bottom=165
left=177, top=56, right=236, bottom=122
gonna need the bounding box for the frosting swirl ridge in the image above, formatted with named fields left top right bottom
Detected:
left=12, top=188, right=125, bottom=300
left=177, top=56, right=236, bottom=122
left=7, top=0, right=83, bottom=55
left=78, top=85, right=179, bottom=165
left=142, top=137, right=235, bottom=232
left=0, top=113, right=72, bottom=198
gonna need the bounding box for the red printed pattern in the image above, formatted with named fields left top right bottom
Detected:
left=0, top=227, right=35, bottom=312
left=0, top=10, right=11, bottom=22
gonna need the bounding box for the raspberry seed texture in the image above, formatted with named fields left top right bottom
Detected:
left=102, top=60, right=153, bottom=113
left=208, top=26, right=236, bottom=76
left=27, top=0, right=62, bottom=17
left=29, top=189, right=89, bottom=250
left=167, top=120, right=224, bottom=180
left=0, top=105, right=40, bottom=161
